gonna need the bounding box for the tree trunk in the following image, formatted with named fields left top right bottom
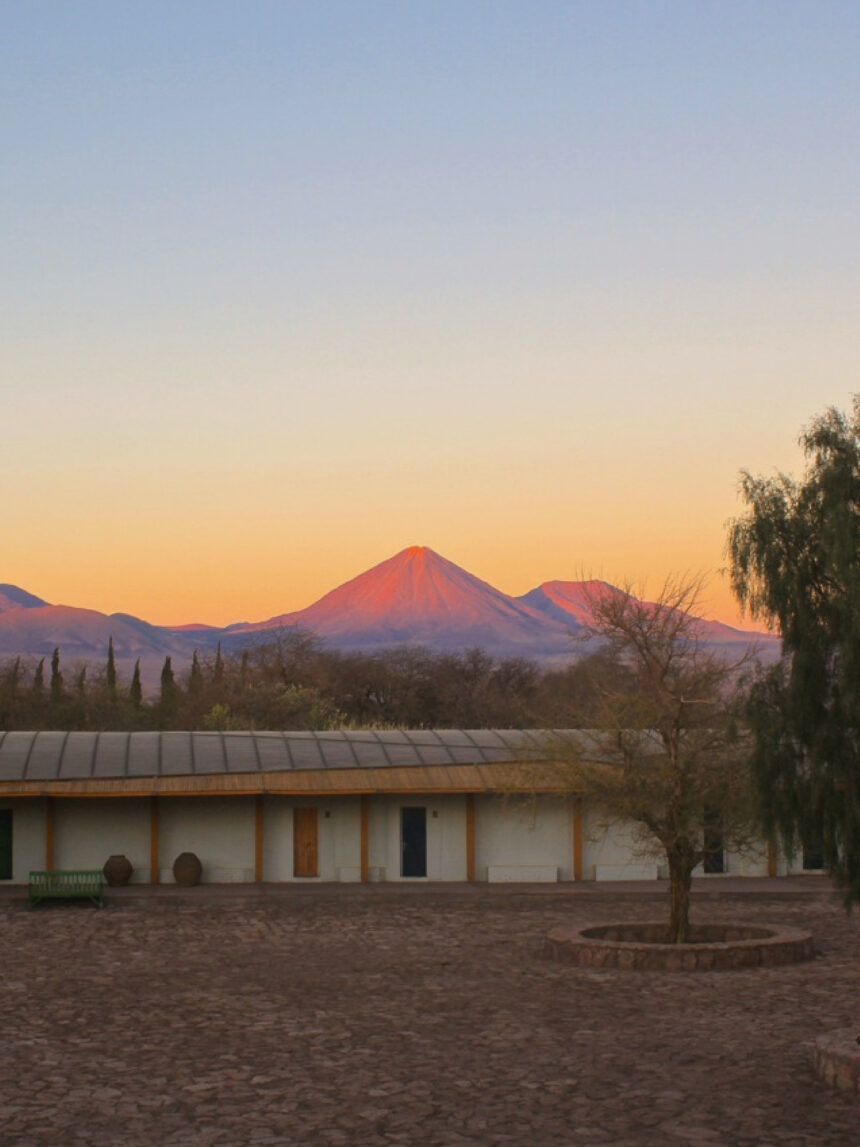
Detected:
left=667, top=847, right=695, bottom=944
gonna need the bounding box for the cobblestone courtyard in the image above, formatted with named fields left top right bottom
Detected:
left=1, top=884, right=857, bottom=1146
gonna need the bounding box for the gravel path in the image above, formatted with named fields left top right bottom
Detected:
left=1, top=888, right=857, bottom=1146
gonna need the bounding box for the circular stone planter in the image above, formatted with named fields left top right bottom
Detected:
left=812, top=1029, right=860, bottom=1093
left=545, top=922, right=814, bottom=971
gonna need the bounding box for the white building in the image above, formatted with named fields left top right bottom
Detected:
left=0, top=730, right=812, bottom=886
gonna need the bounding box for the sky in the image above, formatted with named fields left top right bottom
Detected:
left=3, top=2, right=859, bottom=629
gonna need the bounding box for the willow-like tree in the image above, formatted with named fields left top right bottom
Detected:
left=533, top=578, right=753, bottom=943
left=728, top=397, right=860, bottom=902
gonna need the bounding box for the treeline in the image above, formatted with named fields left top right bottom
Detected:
left=0, top=632, right=627, bottom=731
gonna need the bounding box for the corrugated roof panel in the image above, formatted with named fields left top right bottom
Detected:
left=193, top=734, right=227, bottom=774
left=409, top=746, right=453, bottom=767
left=448, top=745, right=494, bottom=765
left=253, top=734, right=291, bottom=772
left=160, top=733, right=193, bottom=776
left=24, top=732, right=67, bottom=780
left=58, top=732, right=98, bottom=779
left=285, top=735, right=324, bottom=769
left=462, top=730, right=506, bottom=748
left=93, top=733, right=130, bottom=778
left=127, top=733, right=160, bottom=777
left=314, top=737, right=358, bottom=769
left=371, top=730, right=411, bottom=744
left=347, top=740, right=391, bottom=768
left=434, top=730, right=480, bottom=747
left=403, top=730, right=443, bottom=746
left=222, top=734, right=259, bottom=773
left=379, top=742, right=420, bottom=766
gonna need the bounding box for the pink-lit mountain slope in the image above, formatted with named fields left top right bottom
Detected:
left=0, top=597, right=200, bottom=690
left=519, top=581, right=778, bottom=651
left=230, top=546, right=579, bottom=658
left=0, top=584, right=49, bottom=613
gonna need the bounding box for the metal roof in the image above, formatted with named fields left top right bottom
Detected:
left=0, top=729, right=552, bottom=784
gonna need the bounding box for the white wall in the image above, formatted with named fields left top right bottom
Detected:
left=1, top=800, right=46, bottom=884
left=159, top=797, right=255, bottom=883
left=54, top=798, right=151, bottom=882
left=475, top=795, right=573, bottom=881
left=581, top=805, right=655, bottom=878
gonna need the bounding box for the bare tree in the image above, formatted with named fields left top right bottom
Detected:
left=534, top=577, right=755, bottom=942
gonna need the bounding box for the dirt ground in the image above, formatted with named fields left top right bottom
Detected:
left=1, top=884, right=857, bottom=1146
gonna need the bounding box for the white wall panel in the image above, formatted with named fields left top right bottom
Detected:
left=475, top=795, right=573, bottom=881
left=54, top=799, right=150, bottom=882
left=159, top=797, right=254, bottom=883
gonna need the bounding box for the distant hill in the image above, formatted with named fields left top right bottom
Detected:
left=0, top=549, right=779, bottom=674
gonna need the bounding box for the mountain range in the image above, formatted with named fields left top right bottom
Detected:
left=0, top=546, right=777, bottom=681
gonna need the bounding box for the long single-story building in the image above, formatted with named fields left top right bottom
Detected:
left=0, top=729, right=818, bottom=885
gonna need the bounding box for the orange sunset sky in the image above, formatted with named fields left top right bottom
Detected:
left=4, top=5, right=859, bottom=632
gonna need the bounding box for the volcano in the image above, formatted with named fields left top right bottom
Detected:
left=520, top=579, right=777, bottom=652
left=230, top=546, right=579, bottom=658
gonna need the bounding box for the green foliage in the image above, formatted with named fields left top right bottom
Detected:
left=728, top=397, right=860, bottom=901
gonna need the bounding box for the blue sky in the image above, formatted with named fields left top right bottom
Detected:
left=3, top=2, right=859, bottom=625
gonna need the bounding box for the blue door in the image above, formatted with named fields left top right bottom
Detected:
left=0, top=810, right=11, bottom=880
left=401, top=807, right=427, bottom=877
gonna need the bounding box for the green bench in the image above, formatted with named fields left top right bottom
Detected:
left=28, top=870, right=104, bottom=909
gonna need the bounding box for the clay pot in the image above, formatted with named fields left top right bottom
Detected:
left=172, top=852, right=202, bottom=887
left=103, top=854, right=133, bottom=887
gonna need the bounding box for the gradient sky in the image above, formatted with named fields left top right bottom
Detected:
left=3, top=2, right=859, bottom=629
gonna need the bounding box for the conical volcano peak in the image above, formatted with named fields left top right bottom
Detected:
left=236, top=544, right=574, bottom=654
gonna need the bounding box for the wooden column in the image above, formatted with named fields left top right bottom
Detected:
left=466, top=794, right=476, bottom=882
left=45, top=797, right=55, bottom=870
left=150, top=796, right=160, bottom=885
left=573, top=796, right=583, bottom=882
left=767, top=839, right=778, bottom=878
left=255, top=794, right=265, bottom=883
left=360, top=795, right=369, bottom=883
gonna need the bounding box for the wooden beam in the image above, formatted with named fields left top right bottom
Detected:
left=573, top=796, right=583, bottom=882
left=45, top=796, right=55, bottom=870
left=360, top=795, right=369, bottom=883
left=255, top=793, right=264, bottom=882
left=150, top=796, right=160, bottom=885
left=466, top=793, right=476, bottom=882
left=767, top=838, right=777, bottom=878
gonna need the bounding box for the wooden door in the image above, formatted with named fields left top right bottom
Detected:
left=293, top=808, right=319, bottom=877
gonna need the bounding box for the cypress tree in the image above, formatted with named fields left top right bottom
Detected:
left=33, top=658, right=45, bottom=697
left=160, top=656, right=177, bottom=722
left=189, top=651, right=203, bottom=696
left=50, top=647, right=63, bottom=703
left=213, top=642, right=224, bottom=685
left=106, top=636, right=117, bottom=697
left=130, top=660, right=142, bottom=708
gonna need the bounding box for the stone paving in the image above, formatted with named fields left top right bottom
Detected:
left=1, top=884, right=858, bottom=1146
